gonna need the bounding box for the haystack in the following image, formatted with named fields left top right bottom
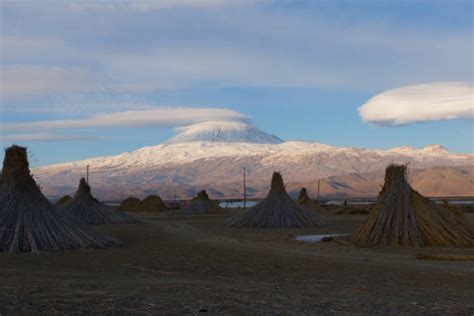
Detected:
left=61, top=178, right=139, bottom=225
left=297, top=188, right=325, bottom=213
left=120, top=196, right=141, bottom=212
left=0, top=145, right=119, bottom=254
left=135, top=195, right=167, bottom=212
left=179, top=190, right=223, bottom=215
left=55, top=195, right=72, bottom=207
left=351, top=164, right=474, bottom=247
left=228, top=172, right=326, bottom=228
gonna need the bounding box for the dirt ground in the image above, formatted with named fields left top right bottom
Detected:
left=1, top=212, right=473, bottom=315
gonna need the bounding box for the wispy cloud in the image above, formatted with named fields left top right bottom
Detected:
left=0, top=65, right=103, bottom=100
left=1, top=1, right=471, bottom=104
left=358, top=82, right=474, bottom=126
left=0, top=107, right=248, bottom=131
left=0, top=133, right=100, bottom=142
left=0, top=36, right=67, bottom=59
left=69, top=0, right=264, bottom=12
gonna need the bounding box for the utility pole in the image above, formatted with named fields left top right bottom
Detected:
left=317, top=179, right=320, bottom=202
left=243, top=167, right=247, bottom=209
left=86, top=165, right=89, bottom=184
left=406, top=162, right=410, bottom=184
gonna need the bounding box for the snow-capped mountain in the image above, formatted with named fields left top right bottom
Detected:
left=32, top=122, right=473, bottom=200
left=165, top=121, right=283, bottom=144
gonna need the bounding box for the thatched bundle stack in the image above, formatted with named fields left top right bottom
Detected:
left=179, top=190, right=223, bottom=215
left=120, top=196, right=141, bottom=212
left=297, top=188, right=325, bottom=213
left=228, top=172, right=326, bottom=228
left=0, top=145, right=119, bottom=254
left=55, top=195, right=72, bottom=207
left=351, top=164, right=474, bottom=247
left=61, top=178, right=139, bottom=225
left=135, top=195, right=167, bottom=212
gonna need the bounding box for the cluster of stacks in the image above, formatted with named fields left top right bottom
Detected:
left=228, top=172, right=326, bottom=228
left=227, top=167, right=473, bottom=249
left=179, top=190, right=224, bottom=215
left=60, top=178, right=139, bottom=225
left=351, top=164, right=474, bottom=247
left=0, top=146, right=119, bottom=254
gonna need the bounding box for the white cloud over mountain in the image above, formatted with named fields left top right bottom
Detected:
left=358, top=82, right=474, bottom=125
left=0, top=108, right=248, bottom=132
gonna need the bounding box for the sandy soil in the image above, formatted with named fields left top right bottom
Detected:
left=1, top=212, right=473, bottom=315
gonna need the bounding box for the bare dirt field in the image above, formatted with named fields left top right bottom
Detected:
left=1, top=212, right=473, bottom=315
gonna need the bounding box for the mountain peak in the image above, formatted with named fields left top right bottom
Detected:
left=165, top=121, right=284, bottom=144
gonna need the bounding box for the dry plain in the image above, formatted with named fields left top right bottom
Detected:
left=1, top=212, right=473, bottom=315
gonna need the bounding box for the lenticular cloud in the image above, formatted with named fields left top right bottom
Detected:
left=358, top=82, right=474, bottom=125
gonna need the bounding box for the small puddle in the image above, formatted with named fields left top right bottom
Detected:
left=295, top=234, right=348, bottom=242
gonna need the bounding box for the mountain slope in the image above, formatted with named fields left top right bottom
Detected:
left=33, top=140, right=473, bottom=200
left=288, top=165, right=474, bottom=199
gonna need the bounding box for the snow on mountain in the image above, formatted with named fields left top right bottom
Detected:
left=32, top=123, right=473, bottom=200
left=165, top=121, right=283, bottom=144
left=388, top=144, right=449, bottom=155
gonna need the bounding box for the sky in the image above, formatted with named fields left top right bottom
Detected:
left=0, top=0, right=473, bottom=167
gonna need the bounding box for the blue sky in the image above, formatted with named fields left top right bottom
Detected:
left=0, top=0, right=473, bottom=167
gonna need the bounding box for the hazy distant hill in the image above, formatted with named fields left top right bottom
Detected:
left=287, top=165, right=474, bottom=199
left=32, top=122, right=474, bottom=200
